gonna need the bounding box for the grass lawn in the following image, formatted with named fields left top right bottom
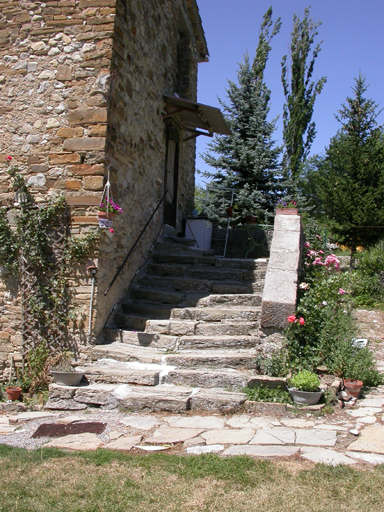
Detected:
left=1, top=445, right=384, bottom=511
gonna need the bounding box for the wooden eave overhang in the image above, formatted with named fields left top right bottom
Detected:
left=163, top=95, right=231, bottom=141
left=185, top=0, right=209, bottom=62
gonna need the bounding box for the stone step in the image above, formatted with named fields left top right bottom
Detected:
left=147, top=264, right=249, bottom=282
left=113, top=313, right=147, bottom=331
left=153, top=253, right=217, bottom=266
left=164, top=368, right=249, bottom=388
left=76, top=361, right=162, bottom=386
left=216, top=258, right=268, bottom=270
left=190, top=293, right=262, bottom=308
left=121, top=302, right=173, bottom=319
left=171, top=306, right=261, bottom=322
left=165, top=350, right=256, bottom=369
left=91, top=343, right=165, bottom=364
left=131, top=287, right=185, bottom=304
left=91, top=343, right=256, bottom=370
left=154, top=243, right=213, bottom=256
left=146, top=319, right=260, bottom=336
left=46, top=382, right=247, bottom=414
left=102, top=329, right=257, bottom=350
left=103, top=329, right=179, bottom=350
left=179, top=335, right=257, bottom=350
left=137, top=275, right=254, bottom=294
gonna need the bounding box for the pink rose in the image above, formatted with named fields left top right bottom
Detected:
left=299, top=317, right=305, bottom=325
left=6, top=155, right=12, bottom=161
left=287, top=315, right=296, bottom=323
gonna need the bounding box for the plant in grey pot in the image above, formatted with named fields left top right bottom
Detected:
left=50, top=350, right=83, bottom=386
left=288, top=370, right=324, bottom=405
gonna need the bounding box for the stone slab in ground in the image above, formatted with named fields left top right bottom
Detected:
left=145, top=427, right=205, bottom=444
left=280, top=419, right=315, bottom=428
left=7, top=411, right=60, bottom=424
left=190, top=389, right=246, bottom=413
left=43, top=432, right=103, bottom=451
left=348, top=407, right=382, bottom=418
left=223, top=445, right=299, bottom=457
left=186, top=444, right=224, bottom=454
left=300, top=448, right=357, bottom=466
left=201, top=428, right=255, bottom=445
left=358, top=398, right=384, bottom=408
left=165, top=415, right=226, bottom=430
left=245, top=401, right=287, bottom=414
left=295, top=429, right=337, bottom=447
left=250, top=428, right=295, bottom=445
left=119, top=415, right=161, bottom=430
left=347, top=425, right=384, bottom=454
left=103, top=435, right=143, bottom=451
left=348, top=451, right=384, bottom=465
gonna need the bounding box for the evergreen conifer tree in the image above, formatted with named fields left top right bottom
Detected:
left=318, top=74, right=384, bottom=257
left=201, top=8, right=282, bottom=224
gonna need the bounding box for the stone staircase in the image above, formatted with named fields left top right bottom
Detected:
left=46, top=237, right=271, bottom=414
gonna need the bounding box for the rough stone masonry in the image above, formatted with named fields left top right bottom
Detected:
left=0, top=0, right=207, bottom=378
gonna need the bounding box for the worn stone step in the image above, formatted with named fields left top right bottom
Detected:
left=171, top=306, right=261, bottom=322
left=216, top=258, right=268, bottom=270
left=154, top=243, right=213, bottom=256
left=164, top=349, right=256, bottom=369
left=46, top=382, right=246, bottom=414
left=91, top=343, right=165, bottom=364
left=153, top=252, right=216, bottom=266
left=190, top=294, right=262, bottom=308
left=76, top=361, right=162, bottom=386
left=165, top=368, right=249, bottom=388
left=179, top=335, right=257, bottom=350
left=102, top=329, right=179, bottom=350
left=113, top=313, right=147, bottom=331
left=137, top=275, right=253, bottom=293
left=131, top=287, right=184, bottom=304
left=147, top=264, right=248, bottom=282
left=146, top=319, right=260, bottom=337
left=195, top=322, right=260, bottom=336
left=121, top=302, right=173, bottom=319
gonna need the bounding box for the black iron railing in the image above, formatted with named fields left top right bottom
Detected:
left=104, top=191, right=168, bottom=296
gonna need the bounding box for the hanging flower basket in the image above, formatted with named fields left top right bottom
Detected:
left=97, top=210, right=115, bottom=229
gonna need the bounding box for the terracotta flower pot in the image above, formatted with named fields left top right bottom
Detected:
left=343, top=379, right=363, bottom=398
left=6, top=386, right=22, bottom=401
left=97, top=211, right=114, bottom=229
left=276, top=208, right=298, bottom=215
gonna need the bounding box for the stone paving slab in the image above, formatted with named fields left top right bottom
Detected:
left=358, top=398, right=384, bottom=408
left=186, top=444, right=224, bottom=455
left=103, top=435, right=143, bottom=451
left=145, top=427, right=205, bottom=444
left=300, top=448, right=357, bottom=466
left=295, top=429, right=337, bottom=447
left=250, top=428, right=295, bottom=445
left=201, top=428, right=255, bottom=445
left=223, top=445, right=300, bottom=457
left=166, top=415, right=225, bottom=430
left=43, top=432, right=103, bottom=451
left=347, top=425, right=384, bottom=454
left=348, top=451, right=384, bottom=465
left=7, top=411, right=60, bottom=424
left=119, top=415, right=161, bottom=430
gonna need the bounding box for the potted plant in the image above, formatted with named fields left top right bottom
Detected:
left=276, top=199, right=298, bottom=215
left=5, top=385, right=22, bottom=401
left=50, top=350, right=83, bottom=386
left=343, top=378, right=363, bottom=398
left=288, top=370, right=324, bottom=405
left=97, top=199, right=123, bottom=229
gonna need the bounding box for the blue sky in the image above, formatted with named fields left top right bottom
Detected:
left=195, top=0, right=384, bottom=185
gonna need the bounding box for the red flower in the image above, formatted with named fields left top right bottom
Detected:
left=299, top=317, right=305, bottom=326
left=6, top=155, right=12, bottom=161
left=287, top=315, right=296, bottom=323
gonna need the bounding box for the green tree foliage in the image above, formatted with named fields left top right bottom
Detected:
left=281, top=7, right=327, bottom=181
left=201, top=8, right=282, bottom=224
left=317, top=74, right=384, bottom=256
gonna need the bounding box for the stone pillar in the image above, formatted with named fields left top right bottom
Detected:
left=260, top=213, right=303, bottom=332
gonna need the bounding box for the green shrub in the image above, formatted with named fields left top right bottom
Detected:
left=242, top=385, right=292, bottom=404
left=289, top=370, right=321, bottom=392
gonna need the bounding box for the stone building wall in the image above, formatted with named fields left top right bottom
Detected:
left=0, top=0, right=205, bottom=378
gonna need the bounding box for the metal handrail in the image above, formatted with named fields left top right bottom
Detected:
left=104, top=190, right=168, bottom=296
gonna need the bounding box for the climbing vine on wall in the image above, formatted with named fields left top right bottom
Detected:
left=0, top=159, right=99, bottom=361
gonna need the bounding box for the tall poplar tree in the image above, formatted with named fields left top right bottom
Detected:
left=201, top=8, right=282, bottom=224
left=318, top=74, right=384, bottom=257
left=281, top=7, right=326, bottom=181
